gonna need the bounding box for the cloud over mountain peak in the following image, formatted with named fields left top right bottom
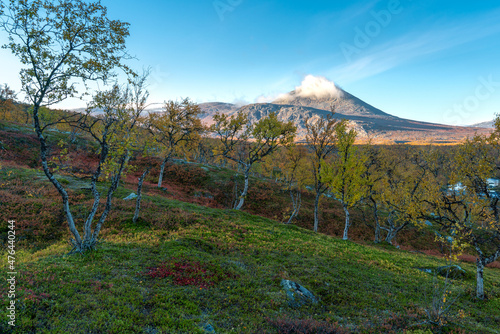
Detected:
left=279, top=75, right=343, bottom=100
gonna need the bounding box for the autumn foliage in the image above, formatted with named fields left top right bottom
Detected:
left=144, top=257, right=237, bottom=289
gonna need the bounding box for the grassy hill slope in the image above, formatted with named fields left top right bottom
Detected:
left=0, top=120, right=499, bottom=333
left=0, top=173, right=499, bottom=333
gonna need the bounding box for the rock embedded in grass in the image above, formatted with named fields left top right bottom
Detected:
left=281, top=279, right=318, bottom=308
left=123, top=192, right=138, bottom=200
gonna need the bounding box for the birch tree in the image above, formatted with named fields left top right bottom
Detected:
left=132, top=131, right=154, bottom=224
left=427, top=135, right=500, bottom=299
left=321, top=121, right=367, bottom=240
left=377, top=148, right=436, bottom=245
left=305, top=109, right=340, bottom=232
left=126, top=70, right=151, bottom=224
left=147, top=98, right=203, bottom=188
left=281, top=145, right=309, bottom=224
left=211, top=111, right=296, bottom=210
left=361, top=143, right=384, bottom=243
left=0, top=0, right=131, bottom=253
left=74, top=84, right=141, bottom=251
left=0, top=84, right=17, bottom=120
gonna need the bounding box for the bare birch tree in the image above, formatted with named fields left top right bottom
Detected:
left=1, top=0, right=131, bottom=253
left=211, top=111, right=296, bottom=210
left=147, top=98, right=203, bottom=188
left=305, top=109, right=339, bottom=232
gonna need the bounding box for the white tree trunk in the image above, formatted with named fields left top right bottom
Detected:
left=90, top=156, right=128, bottom=244
left=476, top=258, right=485, bottom=300
left=385, top=228, right=398, bottom=244
left=372, top=198, right=381, bottom=243
left=234, top=166, right=250, bottom=210
left=157, top=157, right=168, bottom=188
left=286, top=189, right=301, bottom=224
left=313, top=191, right=321, bottom=232
left=33, top=105, right=83, bottom=248
left=342, top=203, right=350, bottom=240
left=134, top=167, right=150, bottom=223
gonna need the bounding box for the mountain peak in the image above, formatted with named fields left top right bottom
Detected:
left=194, top=75, right=492, bottom=143
left=272, top=75, right=391, bottom=118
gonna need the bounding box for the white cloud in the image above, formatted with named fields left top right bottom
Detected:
left=277, top=75, right=343, bottom=101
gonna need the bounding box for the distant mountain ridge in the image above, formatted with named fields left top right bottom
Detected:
left=68, top=76, right=492, bottom=143
left=197, top=102, right=240, bottom=125
left=194, top=77, right=491, bottom=143
left=469, top=120, right=494, bottom=128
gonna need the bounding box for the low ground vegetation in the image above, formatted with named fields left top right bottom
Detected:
left=1, top=120, right=499, bottom=333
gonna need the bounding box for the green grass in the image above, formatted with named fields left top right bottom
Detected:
left=1, top=192, right=499, bottom=333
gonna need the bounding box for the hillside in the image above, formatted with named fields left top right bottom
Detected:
left=236, top=102, right=489, bottom=143
left=1, top=169, right=500, bottom=333
left=1, top=120, right=500, bottom=333
left=198, top=102, right=240, bottom=126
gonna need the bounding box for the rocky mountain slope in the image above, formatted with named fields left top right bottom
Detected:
left=469, top=120, right=495, bottom=128
left=200, top=76, right=491, bottom=143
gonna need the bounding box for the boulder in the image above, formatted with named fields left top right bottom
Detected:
left=436, top=265, right=467, bottom=279
left=123, top=193, right=138, bottom=200
left=202, top=323, right=215, bottom=333
left=415, top=265, right=469, bottom=279
left=281, top=279, right=318, bottom=308
left=415, top=267, right=433, bottom=274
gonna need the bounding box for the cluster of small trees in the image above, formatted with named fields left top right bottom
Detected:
left=1, top=0, right=499, bottom=300
left=0, top=0, right=298, bottom=254
left=254, top=110, right=500, bottom=300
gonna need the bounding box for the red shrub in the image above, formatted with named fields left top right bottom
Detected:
left=0, top=183, right=66, bottom=246
left=143, top=257, right=236, bottom=289
left=162, top=163, right=209, bottom=187
left=0, top=129, right=40, bottom=167
left=264, top=317, right=348, bottom=334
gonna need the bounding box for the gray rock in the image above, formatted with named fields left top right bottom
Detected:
left=416, top=267, right=433, bottom=274
left=193, top=191, right=214, bottom=199
left=281, top=279, right=318, bottom=308
left=436, top=265, right=467, bottom=279
left=142, top=326, right=159, bottom=334
left=123, top=193, right=138, bottom=200
left=202, top=323, right=215, bottom=333
left=415, top=265, right=468, bottom=279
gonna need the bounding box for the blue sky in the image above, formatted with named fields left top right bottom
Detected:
left=1, top=0, right=500, bottom=125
